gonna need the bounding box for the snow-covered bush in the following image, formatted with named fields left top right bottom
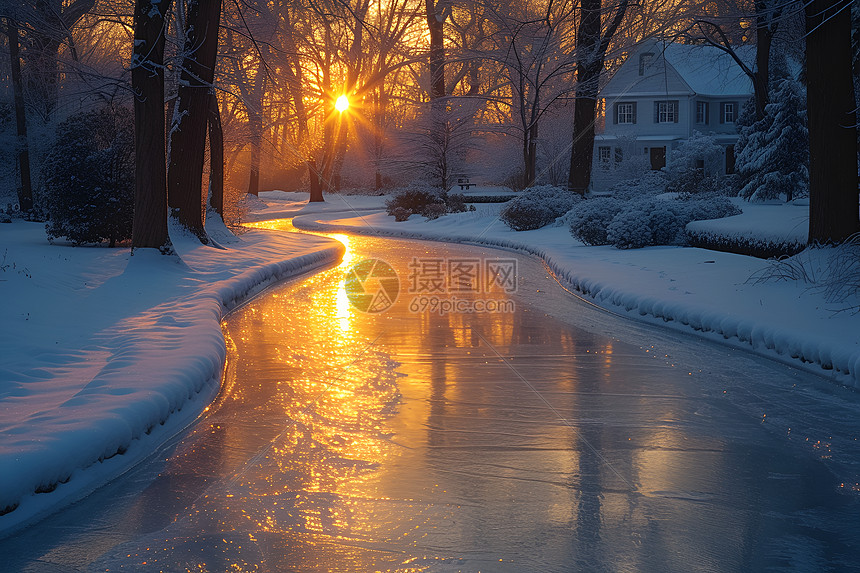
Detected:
left=446, top=193, right=470, bottom=214
left=385, top=181, right=473, bottom=220
left=43, top=105, right=134, bottom=247
left=610, top=170, right=668, bottom=200
left=500, top=184, right=581, bottom=231
left=676, top=194, right=742, bottom=222
left=665, top=131, right=725, bottom=195
left=649, top=206, right=686, bottom=245
left=569, top=194, right=741, bottom=249
left=385, top=181, right=445, bottom=219
left=607, top=209, right=653, bottom=249
left=392, top=207, right=412, bottom=221
left=423, top=203, right=448, bottom=220
left=567, top=197, right=625, bottom=245
left=736, top=76, right=809, bottom=202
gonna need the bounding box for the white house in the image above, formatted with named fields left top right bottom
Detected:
left=592, top=39, right=754, bottom=190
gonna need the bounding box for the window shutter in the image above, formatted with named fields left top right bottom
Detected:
left=673, top=101, right=679, bottom=123
left=719, top=103, right=725, bottom=124
left=654, top=102, right=659, bottom=123
left=613, top=103, right=618, bottom=124
left=632, top=102, right=637, bottom=124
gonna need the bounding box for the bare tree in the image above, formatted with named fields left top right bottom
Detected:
left=5, top=16, right=33, bottom=213
left=20, top=0, right=97, bottom=120
left=678, top=0, right=784, bottom=121
left=483, top=0, right=577, bottom=188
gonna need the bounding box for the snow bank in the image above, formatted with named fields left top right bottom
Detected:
left=292, top=202, right=859, bottom=388
left=0, top=220, right=343, bottom=535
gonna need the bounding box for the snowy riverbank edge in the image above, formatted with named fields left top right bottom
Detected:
left=291, top=207, right=860, bottom=390
left=0, top=222, right=344, bottom=536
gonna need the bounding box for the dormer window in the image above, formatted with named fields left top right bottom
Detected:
left=639, top=53, right=654, bottom=75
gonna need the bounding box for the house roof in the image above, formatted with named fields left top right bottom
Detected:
left=601, top=40, right=755, bottom=98
left=662, top=43, right=755, bottom=96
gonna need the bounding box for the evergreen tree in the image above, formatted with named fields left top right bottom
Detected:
left=43, top=106, right=135, bottom=246
left=737, top=76, right=809, bottom=202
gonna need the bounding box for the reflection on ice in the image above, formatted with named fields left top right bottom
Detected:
left=5, top=230, right=860, bottom=572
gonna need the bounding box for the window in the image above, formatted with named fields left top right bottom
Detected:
left=639, top=53, right=654, bottom=75
left=696, top=101, right=709, bottom=125
left=720, top=102, right=736, bottom=124
left=598, top=146, right=611, bottom=170
left=614, top=102, right=637, bottom=124
left=654, top=100, right=679, bottom=123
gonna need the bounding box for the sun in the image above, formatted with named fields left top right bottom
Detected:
left=335, top=95, right=350, bottom=113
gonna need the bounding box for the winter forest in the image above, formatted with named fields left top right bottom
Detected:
left=0, top=0, right=857, bottom=247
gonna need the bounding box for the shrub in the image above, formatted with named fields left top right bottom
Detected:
left=44, top=105, right=134, bottom=246
left=385, top=181, right=445, bottom=218
left=569, top=195, right=742, bottom=249
left=649, top=206, right=686, bottom=245
left=392, top=207, right=412, bottom=222
left=676, top=194, right=742, bottom=223
left=568, top=197, right=625, bottom=245
left=607, top=209, right=653, bottom=249
left=385, top=181, right=472, bottom=220
left=665, top=131, right=725, bottom=196
left=446, top=193, right=469, bottom=213
left=500, top=185, right=581, bottom=231
left=423, top=203, right=448, bottom=220
left=609, top=170, right=669, bottom=200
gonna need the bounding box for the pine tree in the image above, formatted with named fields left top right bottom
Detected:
left=737, top=76, right=809, bottom=202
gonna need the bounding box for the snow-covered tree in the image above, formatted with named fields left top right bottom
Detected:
left=736, top=76, right=809, bottom=202
left=665, top=131, right=724, bottom=195
left=44, top=106, right=134, bottom=247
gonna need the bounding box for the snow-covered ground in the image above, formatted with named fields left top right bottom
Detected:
left=0, top=216, right=343, bottom=535
left=0, top=188, right=857, bottom=537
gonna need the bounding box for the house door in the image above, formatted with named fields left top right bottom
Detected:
left=725, top=145, right=736, bottom=174
left=650, top=146, right=666, bottom=170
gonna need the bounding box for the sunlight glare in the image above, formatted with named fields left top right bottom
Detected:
left=335, top=95, right=350, bottom=113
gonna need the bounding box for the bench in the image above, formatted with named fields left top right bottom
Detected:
left=457, top=177, right=473, bottom=190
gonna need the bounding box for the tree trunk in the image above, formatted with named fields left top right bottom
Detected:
left=425, top=0, right=445, bottom=100
left=308, top=160, right=324, bottom=202
left=6, top=18, right=33, bottom=213
left=167, top=0, right=222, bottom=242
left=567, top=0, right=627, bottom=195
left=568, top=67, right=600, bottom=195
left=246, top=60, right=266, bottom=197
left=208, top=91, right=225, bottom=217
left=805, top=0, right=860, bottom=243
left=131, top=0, right=171, bottom=250
left=568, top=0, right=603, bottom=196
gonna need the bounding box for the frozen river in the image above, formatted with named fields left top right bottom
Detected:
left=2, top=228, right=860, bottom=571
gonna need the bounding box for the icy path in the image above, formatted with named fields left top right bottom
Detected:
left=0, top=220, right=343, bottom=532
left=1, top=232, right=858, bottom=571
left=288, top=197, right=859, bottom=388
